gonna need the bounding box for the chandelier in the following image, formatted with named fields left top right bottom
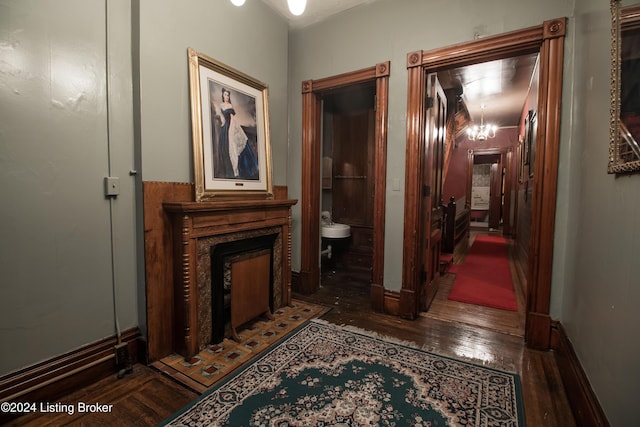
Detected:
left=230, top=0, right=307, bottom=16
left=467, top=105, right=497, bottom=141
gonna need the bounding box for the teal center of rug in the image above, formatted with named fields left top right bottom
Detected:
left=228, top=360, right=450, bottom=426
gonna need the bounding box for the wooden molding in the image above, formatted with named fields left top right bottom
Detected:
left=419, top=26, right=543, bottom=71
left=525, top=18, right=566, bottom=342
left=370, top=283, right=400, bottom=316
left=0, top=328, right=141, bottom=424
left=309, top=66, right=378, bottom=92
left=407, top=51, right=423, bottom=68
left=376, top=61, right=390, bottom=77
left=551, top=322, right=611, bottom=427
left=401, top=59, right=426, bottom=308
left=272, top=185, right=288, bottom=200
left=143, top=181, right=193, bottom=362
left=402, top=18, right=567, bottom=327
left=373, top=67, right=390, bottom=287
left=300, top=63, right=390, bottom=298
left=544, top=18, right=567, bottom=39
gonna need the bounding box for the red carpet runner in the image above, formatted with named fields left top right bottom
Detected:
left=447, top=235, right=518, bottom=311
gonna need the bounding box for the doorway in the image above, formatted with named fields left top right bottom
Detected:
left=401, top=18, right=567, bottom=349
left=468, top=149, right=512, bottom=233
left=299, top=62, right=390, bottom=311
left=321, top=84, right=376, bottom=288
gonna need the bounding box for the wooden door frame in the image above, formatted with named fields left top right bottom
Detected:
left=299, top=62, right=390, bottom=309
left=402, top=18, right=566, bottom=349
left=467, top=148, right=513, bottom=234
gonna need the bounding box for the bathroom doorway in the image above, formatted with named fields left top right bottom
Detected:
left=299, top=62, right=390, bottom=311
left=321, top=84, right=375, bottom=289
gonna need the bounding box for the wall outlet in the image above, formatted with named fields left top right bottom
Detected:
left=104, top=176, right=120, bottom=197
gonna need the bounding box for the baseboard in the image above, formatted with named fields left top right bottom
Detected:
left=383, top=289, right=400, bottom=316
left=551, top=321, right=610, bottom=427
left=369, top=282, right=400, bottom=315
left=0, top=327, right=142, bottom=424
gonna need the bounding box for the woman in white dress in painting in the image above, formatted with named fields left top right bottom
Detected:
left=216, top=88, right=258, bottom=179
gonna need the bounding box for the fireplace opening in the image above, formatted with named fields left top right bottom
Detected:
left=210, top=233, right=278, bottom=343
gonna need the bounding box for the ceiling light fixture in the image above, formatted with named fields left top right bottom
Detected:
left=230, top=0, right=245, bottom=6
left=467, top=104, right=497, bottom=141
left=287, top=0, right=307, bottom=16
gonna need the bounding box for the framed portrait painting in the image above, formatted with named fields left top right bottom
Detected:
left=187, top=48, right=273, bottom=201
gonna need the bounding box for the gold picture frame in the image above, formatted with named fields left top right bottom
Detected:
left=187, top=47, right=273, bottom=200
left=608, top=1, right=640, bottom=174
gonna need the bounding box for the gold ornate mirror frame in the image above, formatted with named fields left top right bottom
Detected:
left=609, top=0, right=640, bottom=173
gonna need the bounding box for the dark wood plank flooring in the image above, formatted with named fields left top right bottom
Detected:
left=8, top=232, right=575, bottom=426
left=6, top=364, right=197, bottom=426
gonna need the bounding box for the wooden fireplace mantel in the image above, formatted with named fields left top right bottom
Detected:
left=163, top=198, right=297, bottom=359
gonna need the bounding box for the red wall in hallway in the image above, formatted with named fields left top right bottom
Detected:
left=443, top=127, right=519, bottom=205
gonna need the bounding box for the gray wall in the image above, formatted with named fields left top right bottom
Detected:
left=565, top=0, right=640, bottom=424
left=137, top=0, right=289, bottom=185
left=0, top=0, right=137, bottom=375
left=0, top=0, right=288, bottom=377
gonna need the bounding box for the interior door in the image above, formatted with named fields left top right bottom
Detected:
left=421, top=74, right=447, bottom=310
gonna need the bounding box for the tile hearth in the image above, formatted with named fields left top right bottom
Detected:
left=152, top=300, right=329, bottom=393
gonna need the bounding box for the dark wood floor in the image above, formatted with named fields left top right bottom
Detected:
left=9, top=233, right=575, bottom=426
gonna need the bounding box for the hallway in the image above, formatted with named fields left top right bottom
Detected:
left=423, top=229, right=526, bottom=337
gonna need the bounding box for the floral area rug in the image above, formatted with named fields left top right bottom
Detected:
left=161, top=319, right=526, bottom=426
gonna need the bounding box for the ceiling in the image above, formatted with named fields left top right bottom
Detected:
left=438, top=53, right=539, bottom=128
left=260, top=0, right=378, bottom=29
left=259, top=0, right=539, bottom=129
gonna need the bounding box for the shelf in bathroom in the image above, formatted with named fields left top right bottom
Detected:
left=334, top=175, right=367, bottom=179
